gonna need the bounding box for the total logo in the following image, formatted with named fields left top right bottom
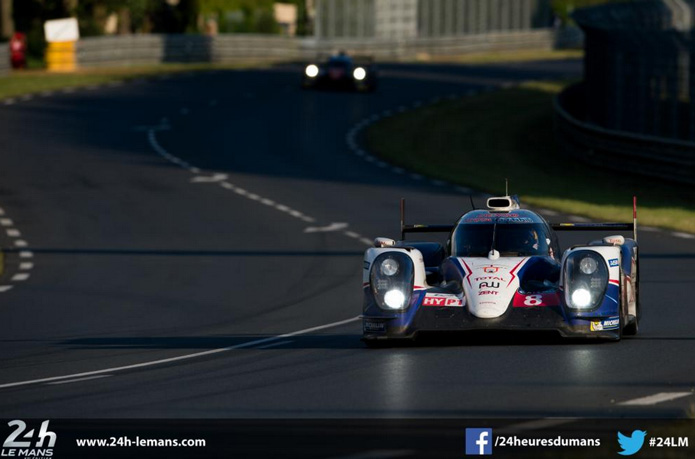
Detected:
left=466, top=428, right=492, bottom=455
left=2, top=420, right=56, bottom=459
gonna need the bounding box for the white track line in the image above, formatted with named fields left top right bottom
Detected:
left=672, top=232, right=695, bottom=239
left=146, top=122, right=374, bottom=248
left=619, top=392, right=692, bottom=406
left=46, top=375, right=112, bottom=386
left=255, top=340, right=293, bottom=350
left=0, top=316, right=360, bottom=389
left=0, top=201, right=34, bottom=293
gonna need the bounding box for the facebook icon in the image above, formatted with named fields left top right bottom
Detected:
left=466, top=428, right=493, bottom=455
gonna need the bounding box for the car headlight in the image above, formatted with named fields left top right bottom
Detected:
left=353, top=67, right=367, bottom=81
left=383, top=290, right=406, bottom=309
left=305, top=64, right=319, bottom=78
left=570, top=286, right=592, bottom=308
left=380, top=258, right=399, bottom=276
left=564, top=251, right=608, bottom=310
left=579, top=256, right=598, bottom=274
left=370, top=252, right=414, bottom=311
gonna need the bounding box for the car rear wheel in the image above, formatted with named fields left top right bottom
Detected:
left=623, top=259, right=640, bottom=336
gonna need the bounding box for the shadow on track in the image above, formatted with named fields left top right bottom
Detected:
left=2, top=247, right=364, bottom=257
left=57, top=330, right=621, bottom=351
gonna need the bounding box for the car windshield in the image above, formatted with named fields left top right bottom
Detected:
left=452, top=223, right=550, bottom=257
left=328, top=60, right=350, bottom=69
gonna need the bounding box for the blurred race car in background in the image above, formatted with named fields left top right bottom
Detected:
left=302, top=52, right=378, bottom=92
left=362, top=195, right=641, bottom=344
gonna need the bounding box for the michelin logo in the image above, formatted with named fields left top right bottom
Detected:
left=590, top=317, right=620, bottom=331
left=609, top=258, right=619, bottom=267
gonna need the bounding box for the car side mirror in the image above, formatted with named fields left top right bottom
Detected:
left=374, top=237, right=396, bottom=248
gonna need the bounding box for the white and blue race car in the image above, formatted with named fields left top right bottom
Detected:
left=302, top=52, right=377, bottom=92
left=362, top=196, right=640, bottom=344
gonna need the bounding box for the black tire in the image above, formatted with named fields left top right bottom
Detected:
left=623, top=260, right=640, bottom=336
left=623, top=318, right=638, bottom=336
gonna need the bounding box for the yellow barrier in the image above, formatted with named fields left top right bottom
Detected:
left=46, top=41, right=76, bottom=72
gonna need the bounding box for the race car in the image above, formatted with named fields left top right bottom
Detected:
left=362, top=195, right=640, bottom=344
left=302, top=52, right=377, bottom=92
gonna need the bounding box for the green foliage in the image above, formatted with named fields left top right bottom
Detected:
left=12, top=0, right=69, bottom=61
left=148, top=0, right=200, bottom=33
left=551, top=0, right=633, bottom=24
left=9, top=0, right=305, bottom=57
left=199, top=0, right=285, bottom=34
left=127, top=0, right=152, bottom=33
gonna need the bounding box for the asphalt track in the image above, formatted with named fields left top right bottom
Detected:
left=0, top=60, right=694, bottom=425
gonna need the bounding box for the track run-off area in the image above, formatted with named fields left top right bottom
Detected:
left=0, top=61, right=694, bottom=421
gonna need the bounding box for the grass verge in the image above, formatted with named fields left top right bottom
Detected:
left=419, top=48, right=583, bottom=64
left=364, top=80, right=695, bottom=234
left=0, top=61, right=272, bottom=100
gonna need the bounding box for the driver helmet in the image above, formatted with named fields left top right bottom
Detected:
left=522, top=229, right=540, bottom=251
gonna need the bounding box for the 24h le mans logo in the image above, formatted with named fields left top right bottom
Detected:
left=2, top=420, right=56, bottom=459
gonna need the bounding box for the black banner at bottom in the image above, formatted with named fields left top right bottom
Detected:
left=0, top=418, right=693, bottom=458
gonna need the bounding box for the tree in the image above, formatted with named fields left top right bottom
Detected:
left=1, top=0, right=13, bottom=40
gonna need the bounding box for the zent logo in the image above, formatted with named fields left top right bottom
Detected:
left=483, top=267, right=499, bottom=273
left=465, top=428, right=492, bottom=455
left=617, top=430, right=647, bottom=456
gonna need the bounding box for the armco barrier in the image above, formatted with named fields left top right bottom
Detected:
left=554, top=83, right=695, bottom=185
left=76, top=34, right=303, bottom=67
left=76, top=29, right=581, bottom=67
left=0, top=44, right=9, bottom=76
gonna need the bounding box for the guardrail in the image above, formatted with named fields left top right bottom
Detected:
left=573, top=1, right=694, bottom=142
left=76, top=28, right=582, bottom=67
left=318, top=29, right=572, bottom=59
left=554, top=83, right=695, bottom=185
left=77, top=34, right=303, bottom=67
left=0, top=44, right=9, bottom=76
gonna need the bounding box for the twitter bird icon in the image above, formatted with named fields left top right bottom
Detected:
left=618, top=430, right=647, bottom=455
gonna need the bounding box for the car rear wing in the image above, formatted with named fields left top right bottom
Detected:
left=399, top=196, right=638, bottom=242
left=400, top=198, right=453, bottom=240
left=551, top=196, right=638, bottom=241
